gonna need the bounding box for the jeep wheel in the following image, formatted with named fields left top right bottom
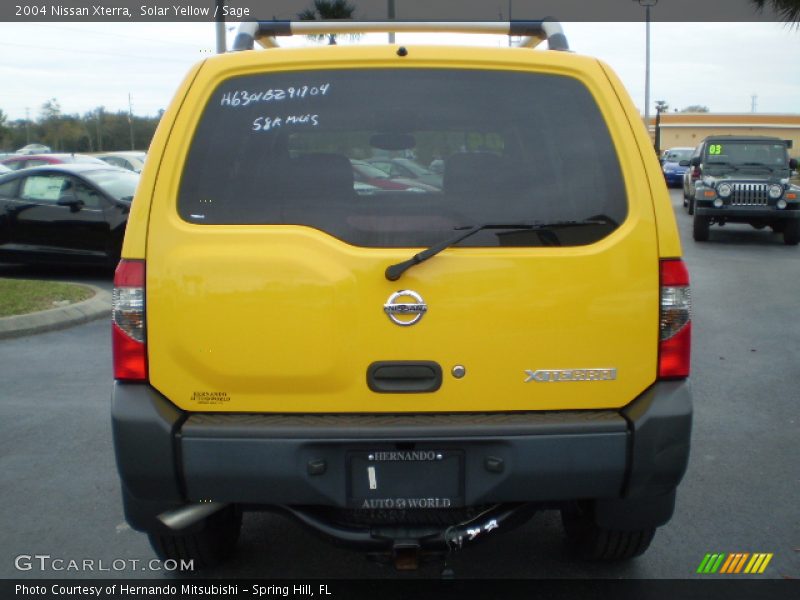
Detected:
left=561, top=504, right=655, bottom=561
left=783, top=220, right=800, bottom=246
left=148, top=506, right=242, bottom=569
left=693, top=215, right=710, bottom=241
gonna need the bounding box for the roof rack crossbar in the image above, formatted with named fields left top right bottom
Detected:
left=232, top=19, right=569, bottom=52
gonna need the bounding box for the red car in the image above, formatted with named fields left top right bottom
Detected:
left=1, top=153, right=106, bottom=171
left=351, top=160, right=438, bottom=192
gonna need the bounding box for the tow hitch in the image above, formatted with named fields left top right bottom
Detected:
left=282, top=503, right=535, bottom=570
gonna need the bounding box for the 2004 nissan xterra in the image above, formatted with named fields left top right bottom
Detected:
left=111, top=20, right=693, bottom=569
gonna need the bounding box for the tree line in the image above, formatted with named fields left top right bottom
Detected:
left=0, top=100, right=162, bottom=153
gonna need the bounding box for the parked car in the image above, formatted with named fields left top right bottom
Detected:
left=682, top=144, right=703, bottom=206
left=351, top=159, right=436, bottom=192
left=0, top=163, right=139, bottom=266
left=366, top=157, right=443, bottom=189
left=96, top=151, right=147, bottom=173
left=661, top=147, right=693, bottom=187
left=112, top=19, right=691, bottom=569
left=1, top=153, right=107, bottom=171
left=15, top=143, right=51, bottom=155
left=683, top=136, right=799, bottom=244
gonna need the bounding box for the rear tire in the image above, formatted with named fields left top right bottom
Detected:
left=148, top=506, right=242, bottom=569
left=783, top=220, right=800, bottom=246
left=561, top=504, right=656, bottom=561
left=693, top=215, right=710, bottom=241
left=687, top=196, right=695, bottom=215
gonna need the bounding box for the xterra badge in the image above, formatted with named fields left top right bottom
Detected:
left=524, top=368, right=617, bottom=382
left=384, top=290, right=427, bottom=326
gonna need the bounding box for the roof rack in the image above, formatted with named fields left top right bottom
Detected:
left=232, top=20, right=569, bottom=52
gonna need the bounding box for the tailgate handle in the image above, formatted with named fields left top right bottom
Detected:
left=367, top=361, right=442, bottom=393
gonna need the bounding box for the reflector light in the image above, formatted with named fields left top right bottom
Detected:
left=659, top=259, right=691, bottom=379
left=112, top=260, right=147, bottom=381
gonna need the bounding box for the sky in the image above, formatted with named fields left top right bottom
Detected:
left=0, top=20, right=798, bottom=124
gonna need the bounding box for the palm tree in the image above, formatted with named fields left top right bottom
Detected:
left=298, top=0, right=358, bottom=45
left=751, top=0, right=800, bottom=25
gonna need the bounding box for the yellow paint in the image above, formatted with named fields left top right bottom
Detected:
left=131, top=44, right=681, bottom=413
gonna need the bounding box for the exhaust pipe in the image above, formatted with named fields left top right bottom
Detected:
left=157, top=502, right=229, bottom=531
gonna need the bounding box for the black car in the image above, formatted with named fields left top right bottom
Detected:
left=684, top=136, right=799, bottom=245
left=0, top=163, right=139, bottom=266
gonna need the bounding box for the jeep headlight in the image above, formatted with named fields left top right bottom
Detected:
left=717, top=183, right=732, bottom=198
left=768, top=184, right=783, bottom=199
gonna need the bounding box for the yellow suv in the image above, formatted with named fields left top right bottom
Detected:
left=111, top=20, right=692, bottom=569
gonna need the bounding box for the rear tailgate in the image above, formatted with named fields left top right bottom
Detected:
left=144, top=47, right=659, bottom=413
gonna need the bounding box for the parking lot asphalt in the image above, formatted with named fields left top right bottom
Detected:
left=0, top=189, right=798, bottom=581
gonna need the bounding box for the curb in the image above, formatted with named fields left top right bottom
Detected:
left=0, top=284, right=112, bottom=340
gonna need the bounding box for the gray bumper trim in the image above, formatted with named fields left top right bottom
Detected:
left=112, top=381, right=692, bottom=528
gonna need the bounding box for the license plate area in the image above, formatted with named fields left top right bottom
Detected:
left=347, top=449, right=464, bottom=509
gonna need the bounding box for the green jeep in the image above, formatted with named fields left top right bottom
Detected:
left=686, top=136, right=800, bottom=244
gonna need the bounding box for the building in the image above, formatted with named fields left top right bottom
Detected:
left=648, top=113, right=800, bottom=156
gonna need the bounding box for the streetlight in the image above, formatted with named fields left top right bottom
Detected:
left=215, top=0, right=226, bottom=53
left=634, top=0, right=658, bottom=131
left=388, top=0, right=395, bottom=44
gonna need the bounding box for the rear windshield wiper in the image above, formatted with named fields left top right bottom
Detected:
left=385, top=218, right=614, bottom=281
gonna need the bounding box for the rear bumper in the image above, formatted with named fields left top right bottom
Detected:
left=663, top=172, right=685, bottom=186
left=112, top=381, right=692, bottom=530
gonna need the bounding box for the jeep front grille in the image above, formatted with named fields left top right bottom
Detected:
left=730, top=183, right=769, bottom=206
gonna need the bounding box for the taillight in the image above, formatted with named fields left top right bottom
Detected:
left=659, top=259, right=691, bottom=379
left=691, top=166, right=701, bottom=181
left=112, top=259, right=147, bottom=381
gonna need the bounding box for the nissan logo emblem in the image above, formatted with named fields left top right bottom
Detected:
left=384, top=290, right=427, bottom=326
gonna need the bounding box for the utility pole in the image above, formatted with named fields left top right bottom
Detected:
left=95, top=108, right=102, bottom=152
left=751, top=94, right=758, bottom=113
left=128, top=93, right=135, bottom=150
left=25, top=107, right=30, bottom=144
left=634, top=0, right=658, bottom=130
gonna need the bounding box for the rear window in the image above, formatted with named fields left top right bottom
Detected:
left=82, top=169, right=140, bottom=201
left=178, top=68, right=627, bottom=247
left=665, top=148, right=692, bottom=162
